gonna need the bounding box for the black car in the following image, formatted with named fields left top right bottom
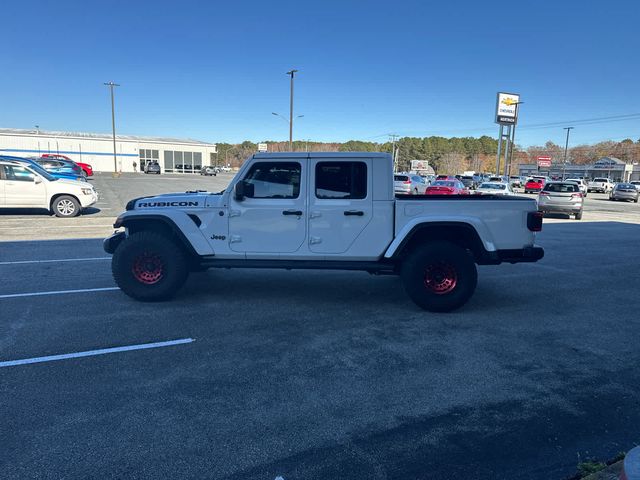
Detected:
left=460, top=175, right=476, bottom=189
left=144, top=161, right=161, bottom=174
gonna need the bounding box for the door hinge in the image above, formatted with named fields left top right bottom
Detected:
left=309, top=236, right=322, bottom=245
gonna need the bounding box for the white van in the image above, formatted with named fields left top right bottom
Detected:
left=0, top=158, right=98, bottom=217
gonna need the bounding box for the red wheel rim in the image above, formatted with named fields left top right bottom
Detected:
left=424, top=262, right=457, bottom=295
left=132, top=252, right=164, bottom=285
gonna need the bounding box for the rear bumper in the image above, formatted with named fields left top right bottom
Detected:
left=538, top=203, right=582, bottom=214
left=480, top=246, right=544, bottom=265
left=611, top=193, right=638, bottom=200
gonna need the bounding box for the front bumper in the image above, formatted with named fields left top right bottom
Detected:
left=103, top=231, right=126, bottom=254
left=79, top=191, right=98, bottom=208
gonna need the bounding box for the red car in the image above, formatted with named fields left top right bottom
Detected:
left=425, top=180, right=470, bottom=195
left=42, top=154, right=93, bottom=177
left=524, top=178, right=545, bottom=194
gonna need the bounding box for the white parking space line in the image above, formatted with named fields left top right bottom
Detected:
left=0, top=257, right=110, bottom=266
left=0, top=338, right=195, bottom=368
left=0, top=287, right=119, bottom=299
left=0, top=224, right=115, bottom=230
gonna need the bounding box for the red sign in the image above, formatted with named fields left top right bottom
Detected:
left=537, top=156, right=552, bottom=168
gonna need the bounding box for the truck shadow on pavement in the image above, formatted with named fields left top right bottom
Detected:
left=0, top=207, right=103, bottom=216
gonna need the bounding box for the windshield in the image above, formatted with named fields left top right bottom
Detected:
left=21, top=160, right=56, bottom=181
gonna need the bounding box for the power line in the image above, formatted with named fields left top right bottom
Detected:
left=365, top=112, right=640, bottom=140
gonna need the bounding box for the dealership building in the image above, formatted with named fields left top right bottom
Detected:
left=0, top=128, right=217, bottom=173
left=519, top=157, right=640, bottom=182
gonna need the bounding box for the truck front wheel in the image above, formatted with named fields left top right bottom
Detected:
left=112, top=231, right=189, bottom=301
left=401, top=242, right=477, bottom=312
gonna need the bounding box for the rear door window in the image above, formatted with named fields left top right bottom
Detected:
left=316, top=162, right=367, bottom=199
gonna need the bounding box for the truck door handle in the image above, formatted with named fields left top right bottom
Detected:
left=344, top=210, right=364, bottom=216
left=282, top=210, right=303, bottom=216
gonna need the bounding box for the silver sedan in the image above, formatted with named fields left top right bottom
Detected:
left=610, top=183, right=639, bottom=202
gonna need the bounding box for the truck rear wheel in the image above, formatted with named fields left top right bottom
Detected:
left=112, top=231, right=189, bottom=301
left=401, top=242, right=477, bottom=312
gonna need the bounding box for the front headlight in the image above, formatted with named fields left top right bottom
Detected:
left=81, top=188, right=94, bottom=195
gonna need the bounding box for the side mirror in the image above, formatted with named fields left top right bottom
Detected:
left=234, top=180, right=254, bottom=201
left=34, top=176, right=42, bottom=184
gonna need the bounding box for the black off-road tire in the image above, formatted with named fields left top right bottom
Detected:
left=52, top=195, right=81, bottom=218
left=400, top=242, right=477, bottom=312
left=112, top=231, right=189, bottom=301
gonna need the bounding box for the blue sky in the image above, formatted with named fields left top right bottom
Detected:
left=2, top=0, right=639, bottom=146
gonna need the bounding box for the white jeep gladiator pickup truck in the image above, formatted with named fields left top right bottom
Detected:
left=104, top=152, right=544, bottom=312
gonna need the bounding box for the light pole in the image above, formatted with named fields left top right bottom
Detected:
left=104, top=81, right=120, bottom=174
left=505, top=101, right=524, bottom=177
left=563, top=126, right=574, bottom=179
left=286, top=69, right=298, bottom=150
left=272, top=112, right=304, bottom=150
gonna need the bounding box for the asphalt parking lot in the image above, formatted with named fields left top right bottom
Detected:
left=1, top=177, right=640, bottom=479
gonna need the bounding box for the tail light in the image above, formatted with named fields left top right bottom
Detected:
left=527, top=211, right=543, bottom=232
left=404, top=180, right=411, bottom=184
left=571, top=193, right=583, bottom=199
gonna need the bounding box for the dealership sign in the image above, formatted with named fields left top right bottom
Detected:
left=495, top=92, right=521, bottom=125
left=257, top=143, right=268, bottom=152
left=410, top=160, right=430, bottom=171
left=537, top=156, right=552, bottom=168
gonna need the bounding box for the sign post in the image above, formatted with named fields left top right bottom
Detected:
left=494, top=92, right=521, bottom=176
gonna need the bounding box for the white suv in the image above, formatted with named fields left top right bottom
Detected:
left=0, top=159, right=98, bottom=217
left=565, top=178, right=588, bottom=197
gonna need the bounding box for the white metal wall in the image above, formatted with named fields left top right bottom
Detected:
left=0, top=132, right=216, bottom=173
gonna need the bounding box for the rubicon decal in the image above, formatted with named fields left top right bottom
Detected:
left=138, top=201, right=200, bottom=207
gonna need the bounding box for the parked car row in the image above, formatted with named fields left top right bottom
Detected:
left=0, top=155, right=98, bottom=217
left=143, top=161, right=226, bottom=175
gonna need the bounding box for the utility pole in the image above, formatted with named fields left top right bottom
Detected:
left=104, top=81, right=120, bottom=174
left=286, top=69, right=298, bottom=150
left=563, top=126, right=574, bottom=179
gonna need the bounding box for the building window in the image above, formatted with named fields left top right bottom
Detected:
left=315, top=162, right=367, bottom=199
left=162, top=150, right=206, bottom=174
left=139, top=149, right=159, bottom=169
left=164, top=151, right=173, bottom=173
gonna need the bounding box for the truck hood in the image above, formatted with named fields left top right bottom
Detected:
left=127, top=191, right=224, bottom=211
